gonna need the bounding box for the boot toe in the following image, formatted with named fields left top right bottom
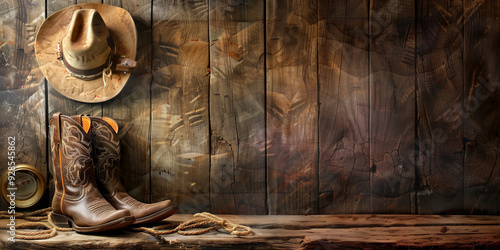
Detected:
left=142, top=199, right=173, bottom=216
left=151, top=199, right=172, bottom=210
left=133, top=199, right=178, bottom=224
left=106, top=208, right=132, bottom=222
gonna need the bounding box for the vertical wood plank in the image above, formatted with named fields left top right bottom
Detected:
left=209, top=0, right=266, bottom=214
left=369, top=0, right=416, bottom=214
left=416, top=0, right=464, bottom=214
left=266, top=0, right=318, bottom=215
left=46, top=0, right=76, bottom=15
left=102, top=0, right=152, bottom=202
left=464, top=0, right=500, bottom=215
left=0, top=0, right=47, bottom=209
left=151, top=0, right=210, bottom=213
left=77, top=0, right=102, bottom=3
left=318, top=0, right=371, bottom=214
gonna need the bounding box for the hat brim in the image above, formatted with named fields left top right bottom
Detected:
left=35, top=3, right=137, bottom=103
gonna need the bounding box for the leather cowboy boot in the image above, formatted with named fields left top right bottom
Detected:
left=89, top=116, right=178, bottom=224
left=49, top=113, right=135, bottom=232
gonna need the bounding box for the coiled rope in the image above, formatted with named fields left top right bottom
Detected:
left=0, top=208, right=73, bottom=240
left=0, top=208, right=252, bottom=240
left=132, top=212, right=253, bottom=240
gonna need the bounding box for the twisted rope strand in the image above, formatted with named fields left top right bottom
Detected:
left=195, top=212, right=252, bottom=236
left=0, top=207, right=51, bottom=220
left=0, top=208, right=252, bottom=240
left=132, top=212, right=253, bottom=237
left=0, top=209, right=74, bottom=240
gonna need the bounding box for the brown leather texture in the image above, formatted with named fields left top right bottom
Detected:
left=90, top=116, right=176, bottom=223
left=49, top=113, right=132, bottom=228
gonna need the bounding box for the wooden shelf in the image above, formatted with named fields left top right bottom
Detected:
left=2, top=214, right=500, bottom=249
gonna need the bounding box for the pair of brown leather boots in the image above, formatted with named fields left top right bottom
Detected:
left=49, top=113, right=177, bottom=232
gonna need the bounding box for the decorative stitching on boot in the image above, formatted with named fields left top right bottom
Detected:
left=92, top=121, right=120, bottom=183
left=61, top=120, right=93, bottom=185
left=120, top=195, right=149, bottom=210
left=49, top=125, right=57, bottom=175
left=86, top=199, right=116, bottom=219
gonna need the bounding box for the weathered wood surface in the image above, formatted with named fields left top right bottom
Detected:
left=1, top=214, right=500, bottom=249
left=0, top=0, right=47, bottom=209
left=370, top=0, right=416, bottom=213
left=416, top=0, right=465, bottom=214
left=266, top=0, right=319, bottom=215
left=209, top=0, right=266, bottom=214
left=464, top=0, right=500, bottom=215
left=318, top=0, right=371, bottom=214
left=2, top=0, right=500, bottom=216
left=150, top=0, right=211, bottom=213
left=102, top=0, right=152, bottom=202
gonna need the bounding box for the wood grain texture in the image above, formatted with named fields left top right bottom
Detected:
left=0, top=0, right=47, bottom=210
left=165, top=213, right=500, bottom=228
left=2, top=215, right=500, bottom=249
left=416, top=0, right=464, bottom=214
left=209, top=0, right=266, bottom=214
left=2, top=226, right=498, bottom=249
left=464, top=0, right=500, bottom=215
left=76, top=0, right=102, bottom=3
left=4, top=0, right=500, bottom=216
left=369, top=0, right=416, bottom=213
left=318, top=0, right=371, bottom=214
left=151, top=0, right=210, bottom=213
left=101, top=0, right=152, bottom=202
left=266, top=0, right=319, bottom=215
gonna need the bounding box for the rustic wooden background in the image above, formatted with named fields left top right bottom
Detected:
left=1, top=0, right=499, bottom=215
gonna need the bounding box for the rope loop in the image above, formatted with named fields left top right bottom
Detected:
left=102, top=62, right=113, bottom=88
left=0, top=208, right=76, bottom=240
left=0, top=207, right=51, bottom=221
left=15, top=222, right=57, bottom=240
left=132, top=212, right=253, bottom=238
left=193, top=212, right=252, bottom=236
left=0, top=208, right=252, bottom=241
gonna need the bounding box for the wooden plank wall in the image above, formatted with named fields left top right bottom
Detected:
left=266, top=0, right=319, bottom=215
left=463, top=0, right=500, bottom=214
left=416, top=0, right=465, bottom=214
left=370, top=0, right=416, bottom=214
left=1, top=0, right=499, bottom=215
left=209, top=0, right=266, bottom=214
left=0, top=0, right=47, bottom=210
left=318, top=0, right=371, bottom=214
left=151, top=0, right=210, bottom=213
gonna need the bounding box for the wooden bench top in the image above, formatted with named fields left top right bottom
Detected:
left=1, top=214, right=500, bottom=249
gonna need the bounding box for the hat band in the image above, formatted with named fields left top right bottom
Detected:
left=58, top=36, right=115, bottom=80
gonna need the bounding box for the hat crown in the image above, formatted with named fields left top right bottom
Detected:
left=35, top=3, right=137, bottom=103
left=61, top=9, right=112, bottom=71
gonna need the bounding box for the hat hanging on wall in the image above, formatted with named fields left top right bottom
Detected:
left=35, top=3, right=137, bottom=103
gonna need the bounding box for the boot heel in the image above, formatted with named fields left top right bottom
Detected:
left=50, top=213, right=73, bottom=228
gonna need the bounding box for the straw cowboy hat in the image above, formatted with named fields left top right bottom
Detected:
left=35, top=3, right=137, bottom=103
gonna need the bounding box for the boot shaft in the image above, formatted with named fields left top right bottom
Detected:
left=89, top=116, right=123, bottom=195
left=88, top=116, right=178, bottom=224
left=49, top=113, right=96, bottom=197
